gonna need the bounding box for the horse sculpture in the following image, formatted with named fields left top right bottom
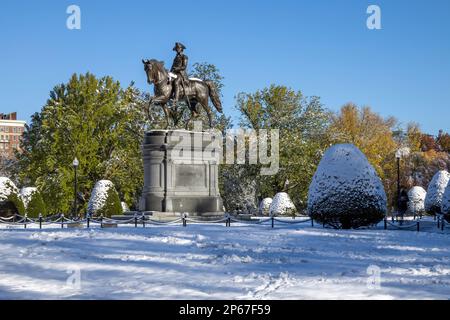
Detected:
left=142, top=59, right=223, bottom=129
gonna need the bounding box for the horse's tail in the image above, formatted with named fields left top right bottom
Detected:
left=205, top=80, right=223, bottom=113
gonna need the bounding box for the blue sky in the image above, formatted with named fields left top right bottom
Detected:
left=0, top=0, right=449, bottom=133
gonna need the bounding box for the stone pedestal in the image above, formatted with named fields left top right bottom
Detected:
left=139, top=130, right=223, bottom=217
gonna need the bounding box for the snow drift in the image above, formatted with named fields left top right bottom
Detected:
left=307, top=144, right=387, bottom=229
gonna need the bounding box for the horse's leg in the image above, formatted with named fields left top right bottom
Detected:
left=161, top=103, right=171, bottom=129
left=153, top=91, right=172, bottom=128
left=199, top=95, right=213, bottom=128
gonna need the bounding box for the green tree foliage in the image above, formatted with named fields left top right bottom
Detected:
left=189, top=62, right=230, bottom=131
left=235, top=85, right=331, bottom=209
left=17, top=73, right=147, bottom=214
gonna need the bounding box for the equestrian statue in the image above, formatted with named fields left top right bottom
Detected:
left=142, top=42, right=223, bottom=129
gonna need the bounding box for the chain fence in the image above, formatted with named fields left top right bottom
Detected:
left=0, top=212, right=448, bottom=233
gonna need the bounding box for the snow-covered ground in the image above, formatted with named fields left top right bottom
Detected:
left=0, top=220, right=449, bottom=300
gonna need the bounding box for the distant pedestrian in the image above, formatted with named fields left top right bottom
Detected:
left=398, top=189, right=409, bottom=222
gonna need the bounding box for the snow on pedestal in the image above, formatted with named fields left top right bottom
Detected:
left=258, top=198, right=272, bottom=216
left=269, top=193, right=296, bottom=216
left=87, top=180, right=121, bottom=217
left=407, top=186, right=426, bottom=216
left=424, top=170, right=450, bottom=215
left=307, top=144, right=387, bottom=229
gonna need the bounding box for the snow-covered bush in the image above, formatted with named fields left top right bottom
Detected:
left=424, top=170, right=450, bottom=215
left=269, top=193, right=296, bottom=216
left=121, top=201, right=130, bottom=213
left=20, top=187, right=47, bottom=218
left=441, top=184, right=450, bottom=221
left=407, top=186, right=426, bottom=216
left=307, top=144, right=387, bottom=229
left=0, top=177, right=25, bottom=216
left=258, top=198, right=272, bottom=216
left=87, top=180, right=122, bottom=217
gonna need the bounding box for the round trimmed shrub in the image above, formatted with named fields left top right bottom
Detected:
left=424, top=170, right=450, bottom=215
left=441, top=184, right=450, bottom=222
left=269, top=193, right=296, bottom=216
left=20, top=187, right=47, bottom=218
left=258, top=198, right=272, bottom=216
left=0, top=177, right=25, bottom=217
left=87, top=180, right=122, bottom=217
left=307, top=144, right=387, bottom=229
left=407, top=186, right=426, bottom=217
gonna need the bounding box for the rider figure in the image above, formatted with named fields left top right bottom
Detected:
left=171, top=42, right=188, bottom=106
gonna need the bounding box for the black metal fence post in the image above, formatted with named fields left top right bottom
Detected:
left=311, top=219, right=314, bottom=227
left=61, top=214, right=64, bottom=229
left=39, top=213, right=42, bottom=230
left=87, top=214, right=90, bottom=228
left=271, top=216, right=274, bottom=229
left=24, top=214, right=27, bottom=229
left=142, top=213, right=146, bottom=228
left=134, top=214, right=138, bottom=228
left=384, top=217, right=387, bottom=230
left=417, top=221, right=420, bottom=232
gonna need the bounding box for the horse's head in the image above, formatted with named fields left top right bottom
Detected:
left=142, top=59, right=166, bottom=85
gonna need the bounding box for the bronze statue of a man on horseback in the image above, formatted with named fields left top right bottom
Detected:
left=142, top=42, right=223, bottom=129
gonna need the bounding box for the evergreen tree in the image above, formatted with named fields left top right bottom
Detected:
left=17, top=73, right=147, bottom=214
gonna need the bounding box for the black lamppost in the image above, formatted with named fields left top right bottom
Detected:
left=395, top=147, right=410, bottom=217
left=72, top=157, right=79, bottom=218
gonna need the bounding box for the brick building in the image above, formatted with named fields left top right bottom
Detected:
left=0, top=112, right=26, bottom=159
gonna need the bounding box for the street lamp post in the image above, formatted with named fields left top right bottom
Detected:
left=395, top=147, right=410, bottom=220
left=72, top=158, right=79, bottom=219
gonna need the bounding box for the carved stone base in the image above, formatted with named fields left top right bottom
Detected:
left=139, top=130, right=224, bottom=216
